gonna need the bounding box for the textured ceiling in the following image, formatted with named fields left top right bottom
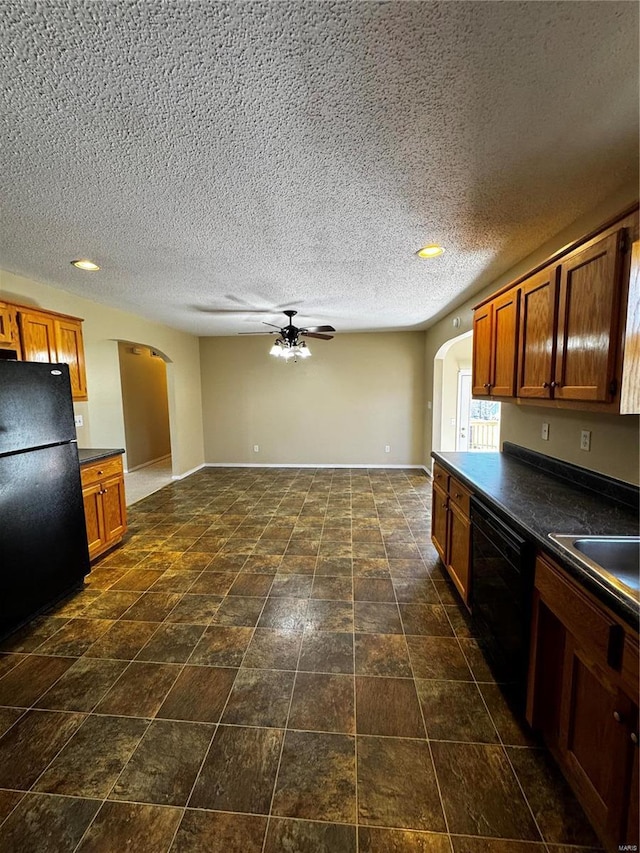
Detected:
left=0, top=1, right=638, bottom=336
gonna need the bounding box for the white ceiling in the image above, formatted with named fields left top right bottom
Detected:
left=1, top=1, right=638, bottom=337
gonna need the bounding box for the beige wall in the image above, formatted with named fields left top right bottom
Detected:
left=0, top=270, right=205, bottom=477
left=423, top=184, right=640, bottom=484
left=118, top=343, right=171, bottom=470
left=500, top=405, right=639, bottom=484
left=200, top=332, right=426, bottom=466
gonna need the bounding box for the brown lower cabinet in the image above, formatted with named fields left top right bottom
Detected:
left=81, top=455, right=127, bottom=560
left=527, top=553, right=639, bottom=852
left=431, top=463, right=472, bottom=607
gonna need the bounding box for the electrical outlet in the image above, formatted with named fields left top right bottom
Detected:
left=384, top=445, right=391, bottom=453
left=74, top=415, right=83, bottom=427
left=253, top=445, right=259, bottom=453
left=580, top=430, right=591, bottom=452
left=541, top=422, right=549, bottom=441
left=427, top=401, right=432, bottom=410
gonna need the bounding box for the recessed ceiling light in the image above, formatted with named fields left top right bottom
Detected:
left=416, top=244, right=445, bottom=258
left=70, top=259, right=100, bottom=271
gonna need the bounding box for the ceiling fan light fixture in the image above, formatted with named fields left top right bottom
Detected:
left=416, top=244, right=445, bottom=259
left=298, top=342, right=311, bottom=358
left=270, top=341, right=284, bottom=357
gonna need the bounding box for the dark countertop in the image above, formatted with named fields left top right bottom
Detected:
left=432, top=448, right=639, bottom=628
left=78, top=448, right=125, bottom=464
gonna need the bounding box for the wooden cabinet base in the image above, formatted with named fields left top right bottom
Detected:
left=81, top=455, right=127, bottom=560
left=431, top=463, right=472, bottom=608
left=527, top=554, right=639, bottom=852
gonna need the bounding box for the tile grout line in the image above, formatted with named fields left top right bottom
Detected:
left=393, top=492, right=455, bottom=853
left=149, top=492, right=277, bottom=853
left=64, top=520, right=252, bottom=853
left=259, top=468, right=334, bottom=852
left=352, top=472, right=359, bottom=852
left=163, top=483, right=307, bottom=853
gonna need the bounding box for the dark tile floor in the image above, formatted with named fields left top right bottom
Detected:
left=0, top=468, right=602, bottom=852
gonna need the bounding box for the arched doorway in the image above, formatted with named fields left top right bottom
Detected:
left=432, top=331, right=500, bottom=454
left=117, top=341, right=173, bottom=503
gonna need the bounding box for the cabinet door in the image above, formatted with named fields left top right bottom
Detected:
left=491, top=288, right=519, bottom=397
left=18, top=310, right=57, bottom=362
left=101, top=474, right=127, bottom=544
left=447, top=499, right=470, bottom=606
left=558, top=635, right=621, bottom=833
left=606, top=695, right=639, bottom=850
left=54, top=318, right=88, bottom=401
left=431, top=482, right=448, bottom=563
left=554, top=231, right=624, bottom=401
left=517, top=265, right=558, bottom=398
left=472, top=303, right=493, bottom=396
left=0, top=303, right=20, bottom=350
left=82, top=483, right=105, bottom=560
left=623, top=704, right=639, bottom=850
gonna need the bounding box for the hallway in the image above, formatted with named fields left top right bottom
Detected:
left=0, top=468, right=600, bottom=852
left=124, top=457, right=173, bottom=506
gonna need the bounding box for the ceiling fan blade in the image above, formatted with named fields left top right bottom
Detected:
left=196, top=307, right=278, bottom=314
left=262, top=322, right=284, bottom=329
left=301, top=332, right=333, bottom=340
left=237, top=331, right=277, bottom=335
left=301, top=325, right=336, bottom=333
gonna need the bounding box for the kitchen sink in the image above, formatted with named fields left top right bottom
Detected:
left=549, top=535, right=640, bottom=602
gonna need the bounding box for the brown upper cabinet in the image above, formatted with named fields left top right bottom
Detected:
left=554, top=231, right=623, bottom=402
left=472, top=287, right=519, bottom=398
left=517, top=264, right=558, bottom=399
left=0, top=302, right=20, bottom=353
left=1, top=301, right=88, bottom=401
left=473, top=204, right=639, bottom=413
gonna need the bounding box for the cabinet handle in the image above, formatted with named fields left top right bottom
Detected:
left=455, top=493, right=462, bottom=499
left=442, top=502, right=447, bottom=509
left=613, top=710, right=623, bottom=723
left=97, top=470, right=103, bottom=475
left=542, top=382, right=550, bottom=388
left=631, top=732, right=638, bottom=745
left=483, top=383, right=491, bottom=389
left=550, top=381, right=561, bottom=388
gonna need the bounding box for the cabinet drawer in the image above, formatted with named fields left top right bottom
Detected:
left=432, top=463, right=449, bottom=490
left=536, top=555, right=620, bottom=672
left=81, top=455, right=123, bottom=487
left=448, top=475, right=472, bottom=516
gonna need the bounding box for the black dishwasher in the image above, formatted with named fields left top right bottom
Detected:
left=470, top=497, right=535, bottom=705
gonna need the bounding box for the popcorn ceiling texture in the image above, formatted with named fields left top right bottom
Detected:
left=0, top=1, right=638, bottom=335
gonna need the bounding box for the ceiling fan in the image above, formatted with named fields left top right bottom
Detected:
left=239, top=309, right=336, bottom=360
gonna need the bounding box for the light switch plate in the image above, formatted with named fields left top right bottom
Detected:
left=541, top=422, right=549, bottom=441
left=74, top=415, right=83, bottom=427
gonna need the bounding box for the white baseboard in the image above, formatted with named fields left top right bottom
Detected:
left=126, top=453, right=171, bottom=473
left=171, top=463, right=206, bottom=480
left=203, top=462, right=428, bottom=470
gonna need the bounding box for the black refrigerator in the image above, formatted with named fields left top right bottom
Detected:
left=0, top=360, right=90, bottom=638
